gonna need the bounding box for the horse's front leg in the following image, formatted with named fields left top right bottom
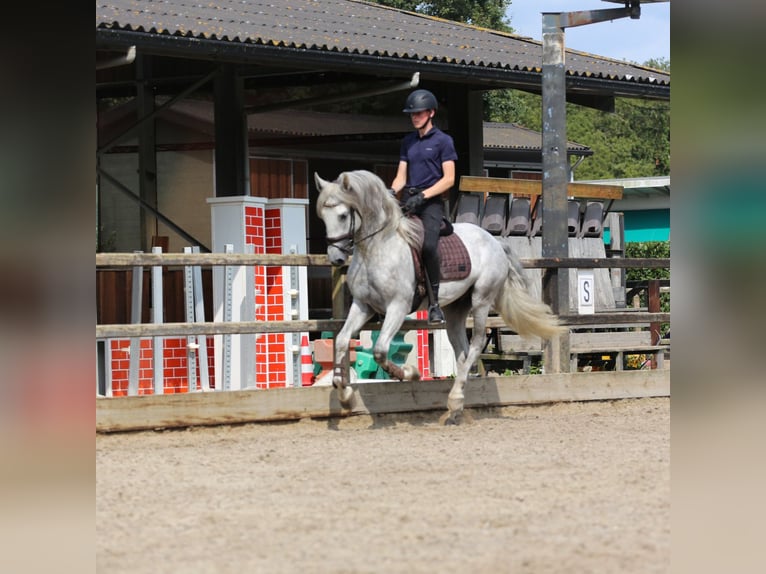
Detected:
left=373, top=301, right=420, bottom=382
left=333, top=300, right=373, bottom=407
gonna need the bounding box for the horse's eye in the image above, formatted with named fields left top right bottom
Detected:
left=339, top=213, right=348, bottom=222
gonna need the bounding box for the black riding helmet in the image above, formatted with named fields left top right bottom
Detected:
left=402, top=89, right=438, bottom=113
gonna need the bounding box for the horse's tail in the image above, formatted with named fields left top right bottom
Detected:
left=495, top=242, right=566, bottom=340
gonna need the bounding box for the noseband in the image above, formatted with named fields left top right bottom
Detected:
left=325, top=209, right=358, bottom=255
left=325, top=207, right=389, bottom=255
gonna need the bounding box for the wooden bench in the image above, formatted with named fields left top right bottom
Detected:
left=568, top=329, right=668, bottom=371
left=479, top=325, right=669, bottom=374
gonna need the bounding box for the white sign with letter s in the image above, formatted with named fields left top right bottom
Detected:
left=577, top=269, right=595, bottom=314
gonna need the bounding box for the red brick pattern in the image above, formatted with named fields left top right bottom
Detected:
left=415, top=310, right=431, bottom=378
left=253, top=207, right=287, bottom=389
left=106, top=201, right=312, bottom=394
left=108, top=336, right=216, bottom=396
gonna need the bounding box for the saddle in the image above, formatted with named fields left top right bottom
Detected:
left=408, top=216, right=472, bottom=312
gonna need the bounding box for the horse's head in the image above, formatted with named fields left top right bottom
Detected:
left=315, top=170, right=411, bottom=265
left=314, top=172, right=359, bottom=265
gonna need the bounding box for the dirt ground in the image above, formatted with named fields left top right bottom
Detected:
left=96, top=397, right=669, bottom=573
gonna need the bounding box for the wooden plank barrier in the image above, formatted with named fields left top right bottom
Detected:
left=96, top=249, right=669, bottom=429
left=458, top=176, right=623, bottom=199
left=97, top=370, right=670, bottom=432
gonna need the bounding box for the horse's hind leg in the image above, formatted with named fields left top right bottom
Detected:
left=442, top=300, right=472, bottom=425
left=444, top=299, right=494, bottom=425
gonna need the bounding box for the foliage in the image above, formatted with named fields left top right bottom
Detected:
left=643, top=57, right=670, bottom=72
left=625, top=353, right=649, bottom=370
left=485, top=87, right=670, bottom=180
left=625, top=241, right=670, bottom=335
left=573, top=98, right=670, bottom=179
left=624, top=241, right=670, bottom=282
left=371, top=0, right=513, bottom=31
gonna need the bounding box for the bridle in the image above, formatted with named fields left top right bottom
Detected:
left=324, top=206, right=389, bottom=255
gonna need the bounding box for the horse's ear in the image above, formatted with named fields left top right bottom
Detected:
left=314, top=172, right=328, bottom=192
left=340, top=173, right=352, bottom=192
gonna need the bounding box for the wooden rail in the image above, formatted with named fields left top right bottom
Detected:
left=96, top=312, right=670, bottom=339
left=96, top=252, right=331, bottom=268
left=96, top=252, right=668, bottom=270
left=96, top=252, right=669, bottom=338
left=459, top=176, right=624, bottom=199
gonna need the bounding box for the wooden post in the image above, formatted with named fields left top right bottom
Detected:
left=331, top=266, right=350, bottom=381
left=137, top=55, right=157, bottom=251
left=648, top=279, right=661, bottom=345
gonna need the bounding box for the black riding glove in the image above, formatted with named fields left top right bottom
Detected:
left=402, top=191, right=425, bottom=213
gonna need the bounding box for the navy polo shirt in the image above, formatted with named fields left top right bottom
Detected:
left=399, top=127, right=458, bottom=189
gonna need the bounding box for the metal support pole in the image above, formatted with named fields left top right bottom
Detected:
left=541, top=14, right=571, bottom=373
left=222, top=244, right=234, bottom=391
left=539, top=1, right=647, bottom=373
left=183, top=246, right=199, bottom=390
left=191, top=246, right=211, bottom=391
left=151, top=246, right=164, bottom=394
left=127, top=251, right=143, bottom=395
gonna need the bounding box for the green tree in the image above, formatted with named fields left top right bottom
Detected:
left=484, top=59, right=670, bottom=180
left=643, top=57, right=670, bottom=72
left=566, top=95, right=670, bottom=179
left=625, top=241, right=670, bottom=336
left=372, top=0, right=513, bottom=31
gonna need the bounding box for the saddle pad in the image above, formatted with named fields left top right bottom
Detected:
left=438, top=233, right=472, bottom=280
left=411, top=217, right=472, bottom=281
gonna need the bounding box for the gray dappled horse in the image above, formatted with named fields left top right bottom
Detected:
left=315, top=170, right=564, bottom=424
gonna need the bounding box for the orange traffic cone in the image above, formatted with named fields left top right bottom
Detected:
left=300, top=335, right=314, bottom=386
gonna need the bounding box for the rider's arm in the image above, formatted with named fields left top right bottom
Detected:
left=422, top=160, right=455, bottom=200
left=390, top=160, right=408, bottom=199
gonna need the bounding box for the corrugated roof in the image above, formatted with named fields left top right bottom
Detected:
left=100, top=98, right=591, bottom=154
left=483, top=121, right=590, bottom=152
left=96, top=0, right=669, bottom=89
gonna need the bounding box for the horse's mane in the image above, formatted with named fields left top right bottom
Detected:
left=320, top=170, right=420, bottom=248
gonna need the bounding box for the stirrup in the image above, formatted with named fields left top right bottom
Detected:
left=428, top=304, right=445, bottom=325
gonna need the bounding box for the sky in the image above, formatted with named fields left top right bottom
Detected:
left=505, top=1, right=670, bottom=66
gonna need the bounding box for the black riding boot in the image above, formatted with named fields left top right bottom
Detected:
left=428, top=282, right=445, bottom=325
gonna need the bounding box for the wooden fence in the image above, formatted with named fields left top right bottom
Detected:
left=96, top=251, right=669, bottom=431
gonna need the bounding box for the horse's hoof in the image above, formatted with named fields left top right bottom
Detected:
left=402, top=365, right=421, bottom=382
left=447, top=396, right=464, bottom=414
left=338, top=385, right=354, bottom=408
left=438, top=410, right=463, bottom=426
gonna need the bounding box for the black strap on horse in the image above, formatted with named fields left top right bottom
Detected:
left=324, top=208, right=391, bottom=254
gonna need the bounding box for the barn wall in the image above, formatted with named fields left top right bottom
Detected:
left=98, top=153, right=142, bottom=252
left=156, top=149, right=215, bottom=252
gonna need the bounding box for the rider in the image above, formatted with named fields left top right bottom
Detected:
left=390, top=89, right=457, bottom=326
